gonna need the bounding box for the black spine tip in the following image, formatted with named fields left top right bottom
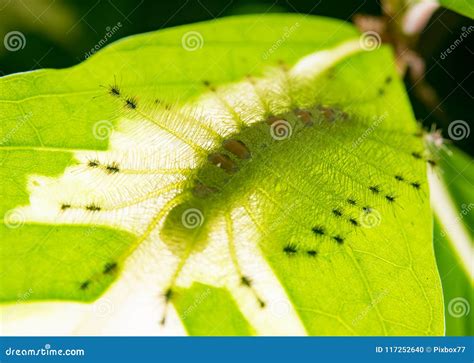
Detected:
left=164, top=288, right=173, bottom=302
left=80, top=280, right=90, bottom=290
left=333, top=235, right=344, bottom=244
left=103, top=262, right=117, bottom=274
left=283, top=244, right=297, bottom=255
left=312, top=226, right=325, bottom=236
left=369, top=186, right=380, bottom=194
left=349, top=218, right=359, bottom=227
left=332, top=209, right=343, bottom=217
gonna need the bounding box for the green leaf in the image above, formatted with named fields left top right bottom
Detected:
left=431, top=146, right=473, bottom=335
left=0, top=14, right=444, bottom=335
left=173, top=283, right=255, bottom=336
left=438, top=0, right=474, bottom=19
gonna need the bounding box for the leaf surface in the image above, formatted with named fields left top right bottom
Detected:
left=0, top=14, right=444, bottom=335
left=439, top=0, right=474, bottom=18
left=431, top=147, right=473, bottom=335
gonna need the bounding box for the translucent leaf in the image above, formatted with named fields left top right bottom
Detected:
left=0, top=14, right=444, bottom=335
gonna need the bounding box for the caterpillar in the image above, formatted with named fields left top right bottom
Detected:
left=10, top=39, right=441, bottom=334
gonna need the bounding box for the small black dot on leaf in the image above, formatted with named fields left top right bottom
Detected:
left=105, top=162, right=120, bottom=174
left=241, top=276, right=252, bottom=287
left=60, top=203, right=71, bottom=211
left=369, top=185, right=380, bottom=194
left=411, top=182, right=421, bottom=189
left=103, top=262, right=117, bottom=274
left=312, top=226, right=325, bottom=235
left=109, top=86, right=120, bottom=97
left=80, top=280, right=91, bottom=290
left=86, top=204, right=101, bottom=212
left=283, top=244, right=297, bottom=255
left=164, top=288, right=173, bottom=302
left=349, top=218, right=359, bottom=227
left=88, top=160, right=99, bottom=168
left=125, top=98, right=137, bottom=109
left=411, top=151, right=422, bottom=159
left=332, top=209, right=343, bottom=217
left=333, top=235, right=344, bottom=244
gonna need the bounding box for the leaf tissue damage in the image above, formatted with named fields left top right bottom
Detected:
left=0, top=15, right=444, bottom=335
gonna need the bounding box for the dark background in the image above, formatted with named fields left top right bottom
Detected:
left=0, top=0, right=472, bottom=155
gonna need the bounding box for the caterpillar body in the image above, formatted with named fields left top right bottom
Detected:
left=9, top=38, right=441, bottom=335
